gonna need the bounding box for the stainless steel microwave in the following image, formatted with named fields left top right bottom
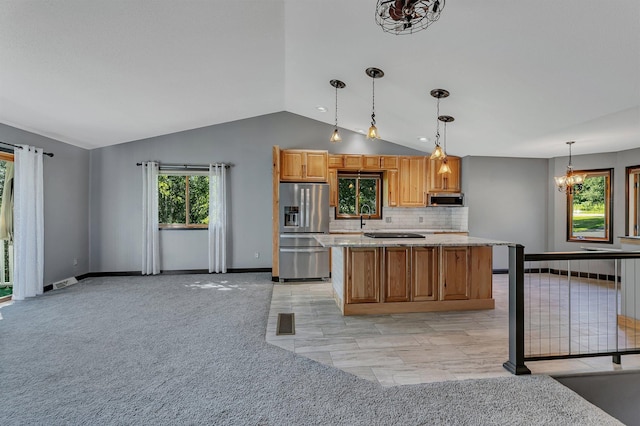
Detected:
left=427, top=193, right=464, bottom=206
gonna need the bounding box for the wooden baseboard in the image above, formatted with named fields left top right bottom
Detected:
left=343, top=298, right=495, bottom=316
left=618, top=314, right=640, bottom=330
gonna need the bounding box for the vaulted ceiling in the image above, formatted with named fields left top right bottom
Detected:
left=1, top=1, right=638, bottom=158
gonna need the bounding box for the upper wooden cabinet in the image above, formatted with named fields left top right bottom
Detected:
left=328, top=154, right=344, bottom=169
left=398, top=156, right=428, bottom=207
left=428, top=156, right=461, bottom=193
left=380, top=156, right=398, bottom=169
left=343, top=154, right=364, bottom=170
left=328, top=169, right=338, bottom=207
left=362, top=155, right=381, bottom=170
left=280, top=149, right=328, bottom=182
left=386, top=169, right=399, bottom=207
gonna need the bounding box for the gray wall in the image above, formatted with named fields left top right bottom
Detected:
left=548, top=147, right=640, bottom=252
left=462, top=156, right=549, bottom=269
left=0, top=123, right=90, bottom=284
left=89, top=112, right=424, bottom=272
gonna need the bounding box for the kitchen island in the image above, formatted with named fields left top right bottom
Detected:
left=314, top=234, right=512, bottom=315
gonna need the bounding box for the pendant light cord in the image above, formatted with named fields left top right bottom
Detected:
left=334, top=85, right=339, bottom=128
left=371, top=77, right=376, bottom=125
left=435, top=97, right=441, bottom=145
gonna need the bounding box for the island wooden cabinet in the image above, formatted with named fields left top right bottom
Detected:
left=345, top=247, right=380, bottom=304
left=383, top=247, right=411, bottom=302
left=399, top=156, right=427, bottom=206
left=441, top=246, right=470, bottom=300
left=280, top=149, right=328, bottom=182
left=412, top=247, right=439, bottom=301
left=337, top=244, right=493, bottom=314
left=428, top=156, right=461, bottom=193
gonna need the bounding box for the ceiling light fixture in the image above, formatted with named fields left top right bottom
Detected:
left=554, top=141, right=587, bottom=194
left=375, top=0, right=445, bottom=35
left=365, top=67, right=384, bottom=140
left=437, top=115, right=454, bottom=174
left=429, top=89, right=449, bottom=159
left=329, top=79, right=346, bottom=143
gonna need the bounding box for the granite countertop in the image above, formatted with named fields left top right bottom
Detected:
left=314, top=234, right=513, bottom=248
left=329, top=228, right=467, bottom=234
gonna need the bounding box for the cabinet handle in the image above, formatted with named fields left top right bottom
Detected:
left=302, top=164, right=307, bottom=177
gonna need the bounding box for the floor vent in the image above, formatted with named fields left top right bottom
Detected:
left=276, top=313, right=295, bottom=335
left=53, top=277, right=78, bottom=290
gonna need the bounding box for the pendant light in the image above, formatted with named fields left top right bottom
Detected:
left=437, top=115, right=454, bottom=174
left=429, top=89, right=449, bottom=159
left=329, top=79, right=346, bottom=143
left=365, top=67, right=384, bottom=140
left=554, top=141, right=587, bottom=194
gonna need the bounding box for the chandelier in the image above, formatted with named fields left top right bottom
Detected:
left=375, top=0, right=445, bottom=35
left=554, top=141, right=587, bottom=195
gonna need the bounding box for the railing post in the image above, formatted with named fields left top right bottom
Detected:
left=503, top=244, right=531, bottom=375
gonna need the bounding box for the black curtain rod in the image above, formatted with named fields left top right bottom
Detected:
left=0, top=141, right=54, bottom=157
left=136, top=162, right=231, bottom=169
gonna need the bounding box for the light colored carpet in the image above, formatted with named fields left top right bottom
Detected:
left=0, top=273, right=621, bottom=425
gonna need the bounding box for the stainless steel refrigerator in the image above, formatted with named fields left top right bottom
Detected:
left=279, top=182, right=330, bottom=280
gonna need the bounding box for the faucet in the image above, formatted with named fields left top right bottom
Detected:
left=360, top=204, right=371, bottom=229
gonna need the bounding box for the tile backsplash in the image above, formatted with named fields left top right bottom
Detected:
left=329, top=206, right=469, bottom=232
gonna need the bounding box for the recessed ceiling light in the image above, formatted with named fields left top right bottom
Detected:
left=418, top=137, right=429, bottom=142
left=316, top=106, right=328, bottom=113
left=357, top=129, right=365, bottom=134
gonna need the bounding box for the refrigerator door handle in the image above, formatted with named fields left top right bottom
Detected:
left=280, top=248, right=328, bottom=253
left=305, top=188, right=310, bottom=228
left=299, top=188, right=305, bottom=230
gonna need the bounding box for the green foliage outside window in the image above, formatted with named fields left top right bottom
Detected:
left=568, top=170, right=611, bottom=242
left=158, top=174, right=209, bottom=227
left=337, top=173, right=380, bottom=218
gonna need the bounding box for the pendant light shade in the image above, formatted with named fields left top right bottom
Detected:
left=437, top=114, right=454, bottom=174
left=429, top=89, right=450, bottom=158
left=329, top=79, right=346, bottom=143
left=365, top=67, right=384, bottom=140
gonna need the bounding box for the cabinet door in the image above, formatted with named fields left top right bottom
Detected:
left=441, top=246, right=470, bottom=300
left=383, top=247, right=410, bottom=302
left=363, top=155, right=381, bottom=170
left=280, top=150, right=305, bottom=181
left=304, top=151, right=328, bottom=182
left=386, top=169, right=398, bottom=207
left=328, top=169, right=338, bottom=207
left=343, top=154, right=363, bottom=170
left=346, top=248, right=380, bottom=304
left=412, top=247, right=438, bottom=301
left=469, top=246, right=492, bottom=299
left=428, top=156, right=461, bottom=193
left=328, top=154, right=344, bottom=169
left=380, top=155, right=398, bottom=169
left=399, top=156, right=427, bottom=206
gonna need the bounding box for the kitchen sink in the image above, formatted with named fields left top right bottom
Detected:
left=363, top=232, right=425, bottom=239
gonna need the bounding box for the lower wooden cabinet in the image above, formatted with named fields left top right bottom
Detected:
left=383, top=247, right=411, bottom=302
left=441, top=246, right=470, bottom=300
left=412, top=247, right=439, bottom=301
left=346, top=247, right=380, bottom=304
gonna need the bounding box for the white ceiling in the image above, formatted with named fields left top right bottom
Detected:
left=1, top=0, right=638, bottom=158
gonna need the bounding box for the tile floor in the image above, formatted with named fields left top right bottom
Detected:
left=266, top=274, right=640, bottom=386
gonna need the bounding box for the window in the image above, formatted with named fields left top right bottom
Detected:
left=567, top=168, right=613, bottom=243
left=337, top=172, right=381, bottom=219
left=626, top=165, right=640, bottom=237
left=158, top=173, right=209, bottom=228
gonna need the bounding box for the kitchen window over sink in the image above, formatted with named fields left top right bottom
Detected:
left=337, top=172, right=382, bottom=219
left=566, top=168, right=613, bottom=243
left=158, top=173, right=210, bottom=228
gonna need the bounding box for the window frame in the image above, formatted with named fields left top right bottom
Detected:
left=566, top=168, right=613, bottom=244
left=336, top=172, right=382, bottom=220
left=626, top=165, right=640, bottom=237
left=158, top=170, right=209, bottom=230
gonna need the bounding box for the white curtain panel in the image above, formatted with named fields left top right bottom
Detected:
left=141, top=161, right=160, bottom=275
left=208, top=164, right=227, bottom=273
left=13, top=145, right=44, bottom=300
